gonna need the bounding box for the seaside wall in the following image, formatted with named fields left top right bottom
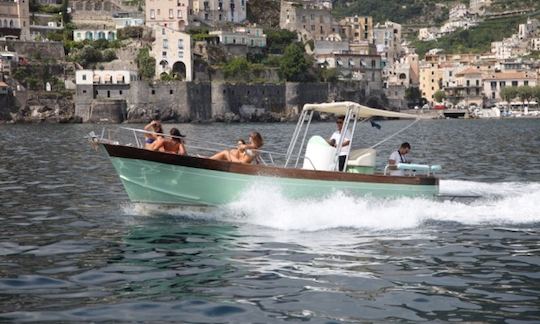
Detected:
left=74, top=80, right=380, bottom=123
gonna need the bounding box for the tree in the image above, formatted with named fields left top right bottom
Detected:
left=433, top=90, right=446, bottom=103
left=102, top=49, right=117, bottom=62
left=265, top=28, right=297, bottom=54
left=136, top=47, right=156, bottom=80
left=222, top=57, right=250, bottom=80
left=279, top=43, right=311, bottom=82
left=405, top=87, right=422, bottom=105
left=78, top=45, right=103, bottom=67
left=532, top=85, right=540, bottom=102
left=500, top=86, right=518, bottom=103
left=517, top=85, right=534, bottom=105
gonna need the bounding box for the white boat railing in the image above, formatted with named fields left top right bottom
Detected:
left=90, top=126, right=316, bottom=169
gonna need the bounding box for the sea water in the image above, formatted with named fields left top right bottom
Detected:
left=0, top=120, right=539, bottom=322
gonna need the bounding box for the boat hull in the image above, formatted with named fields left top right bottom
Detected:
left=103, top=144, right=439, bottom=206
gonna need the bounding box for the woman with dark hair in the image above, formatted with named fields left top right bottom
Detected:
left=211, top=132, right=263, bottom=164
left=150, top=128, right=187, bottom=155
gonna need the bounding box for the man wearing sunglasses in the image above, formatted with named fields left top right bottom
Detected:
left=327, top=116, right=351, bottom=171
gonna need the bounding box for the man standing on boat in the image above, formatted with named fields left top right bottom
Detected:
left=328, top=116, right=352, bottom=171
left=388, top=142, right=411, bottom=176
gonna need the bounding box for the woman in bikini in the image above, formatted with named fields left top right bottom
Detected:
left=143, top=120, right=164, bottom=149
left=210, top=132, right=263, bottom=164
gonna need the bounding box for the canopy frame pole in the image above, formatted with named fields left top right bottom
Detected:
left=334, top=105, right=353, bottom=172
left=294, top=110, right=314, bottom=168
left=343, top=109, right=359, bottom=170
left=285, top=110, right=307, bottom=167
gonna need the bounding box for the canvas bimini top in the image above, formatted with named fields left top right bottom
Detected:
left=302, top=101, right=420, bottom=119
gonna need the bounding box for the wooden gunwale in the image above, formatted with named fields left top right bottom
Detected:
left=103, top=143, right=438, bottom=186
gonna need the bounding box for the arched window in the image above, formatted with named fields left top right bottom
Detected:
left=107, top=31, right=115, bottom=40
left=85, top=31, right=93, bottom=40
left=9, top=20, right=14, bottom=28
left=98, top=31, right=106, bottom=39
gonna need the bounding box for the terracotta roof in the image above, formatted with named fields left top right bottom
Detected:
left=456, top=67, right=482, bottom=76
left=484, top=71, right=537, bottom=80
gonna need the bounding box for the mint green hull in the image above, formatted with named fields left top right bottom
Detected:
left=110, top=157, right=438, bottom=206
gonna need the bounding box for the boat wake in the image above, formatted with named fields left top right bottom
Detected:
left=122, top=180, right=540, bottom=231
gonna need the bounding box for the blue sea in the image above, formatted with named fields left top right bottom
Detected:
left=0, top=119, right=539, bottom=322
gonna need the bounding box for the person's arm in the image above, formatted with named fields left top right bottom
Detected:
left=177, top=142, right=186, bottom=156
left=144, top=121, right=156, bottom=138
left=149, top=137, right=165, bottom=151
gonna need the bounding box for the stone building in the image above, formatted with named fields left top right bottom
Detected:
left=152, top=25, right=192, bottom=81
left=0, top=0, right=30, bottom=40
left=191, top=0, right=247, bottom=26
left=145, top=0, right=189, bottom=31
left=280, top=0, right=339, bottom=42
left=374, top=21, right=401, bottom=65
left=339, top=16, right=373, bottom=43
left=73, top=29, right=117, bottom=41
left=209, top=26, right=266, bottom=48
left=483, top=70, right=537, bottom=102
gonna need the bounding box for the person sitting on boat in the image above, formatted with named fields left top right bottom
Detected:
left=149, top=128, right=187, bottom=155
left=327, top=116, right=352, bottom=171
left=143, top=119, right=163, bottom=149
left=211, top=132, right=263, bottom=164
left=388, top=142, right=411, bottom=176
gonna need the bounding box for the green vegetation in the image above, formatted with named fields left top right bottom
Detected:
left=411, top=15, right=528, bottom=57
left=332, top=0, right=453, bottom=24
left=136, top=47, right=156, bottom=80
left=222, top=57, right=266, bottom=82
left=279, top=43, right=314, bottom=82
left=433, top=90, right=446, bottom=103
left=264, top=28, right=297, bottom=54
left=118, top=26, right=143, bottom=40
left=13, top=64, right=65, bottom=92
left=501, top=86, right=540, bottom=103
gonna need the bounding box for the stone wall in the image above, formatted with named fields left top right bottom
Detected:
left=0, top=40, right=65, bottom=60
left=75, top=80, right=385, bottom=123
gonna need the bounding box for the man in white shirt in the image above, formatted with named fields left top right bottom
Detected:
left=328, top=116, right=352, bottom=171
left=388, top=142, right=411, bottom=176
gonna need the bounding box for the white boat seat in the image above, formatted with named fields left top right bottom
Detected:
left=347, top=148, right=376, bottom=167
left=302, top=135, right=337, bottom=171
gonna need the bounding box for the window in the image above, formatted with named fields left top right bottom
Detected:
left=466, top=80, right=470, bottom=87
left=157, top=9, right=160, bottom=15
left=162, top=28, right=165, bottom=35
left=524, top=81, right=529, bottom=86
left=491, top=81, right=496, bottom=89
left=500, top=81, right=505, bottom=87
left=512, top=81, right=518, bottom=87
left=169, top=9, right=173, bottom=18
left=178, top=39, right=184, bottom=49
left=311, top=25, right=315, bottom=31
left=170, top=89, right=173, bottom=94
left=163, top=39, right=168, bottom=49
left=162, top=51, right=167, bottom=56
left=150, top=9, right=155, bottom=19
left=177, top=10, right=182, bottom=18
left=476, top=80, right=479, bottom=86
left=82, top=74, right=87, bottom=80
left=152, top=90, right=155, bottom=95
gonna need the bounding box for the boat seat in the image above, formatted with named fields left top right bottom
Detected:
left=302, top=135, right=336, bottom=171
left=346, top=148, right=376, bottom=174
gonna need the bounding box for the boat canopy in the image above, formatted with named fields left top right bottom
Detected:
left=302, top=101, right=419, bottom=119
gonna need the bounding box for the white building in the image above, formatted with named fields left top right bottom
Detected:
left=518, top=18, right=539, bottom=40
left=209, top=26, right=266, bottom=47
left=73, top=29, right=117, bottom=41
left=418, top=27, right=438, bottom=41
left=483, top=71, right=537, bottom=101
left=113, top=17, right=144, bottom=29
left=75, top=70, right=139, bottom=85
left=152, top=26, right=192, bottom=81
left=530, top=38, right=540, bottom=51
left=192, top=0, right=247, bottom=25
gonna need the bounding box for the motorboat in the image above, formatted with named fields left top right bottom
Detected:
left=89, top=102, right=442, bottom=206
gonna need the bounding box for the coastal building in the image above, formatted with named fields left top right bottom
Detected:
left=279, top=0, right=339, bottom=42
left=75, top=69, right=138, bottom=102
left=145, top=0, right=189, bottom=31
left=315, top=52, right=382, bottom=89
left=339, top=16, right=373, bottom=43
left=209, top=26, right=266, bottom=48
left=530, top=38, right=540, bottom=51
left=0, top=49, right=18, bottom=74
left=418, top=27, right=437, bottom=41
left=73, top=29, right=117, bottom=41
left=374, top=21, right=402, bottom=64
left=112, top=14, right=144, bottom=29
left=191, top=0, right=246, bottom=26
left=483, top=70, right=537, bottom=102
left=419, top=61, right=443, bottom=103
left=151, top=25, right=192, bottom=81
left=518, top=18, right=539, bottom=41
left=444, top=67, right=483, bottom=106
left=313, top=40, right=349, bottom=55
left=0, top=0, right=30, bottom=40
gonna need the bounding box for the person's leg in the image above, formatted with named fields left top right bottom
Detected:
left=210, top=150, right=232, bottom=161
left=338, top=155, right=346, bottom=171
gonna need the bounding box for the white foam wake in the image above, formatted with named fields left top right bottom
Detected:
left=123, top=180, right=540, bottom=231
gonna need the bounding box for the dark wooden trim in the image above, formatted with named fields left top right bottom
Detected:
left=102, top=143, right=438, bottom=186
